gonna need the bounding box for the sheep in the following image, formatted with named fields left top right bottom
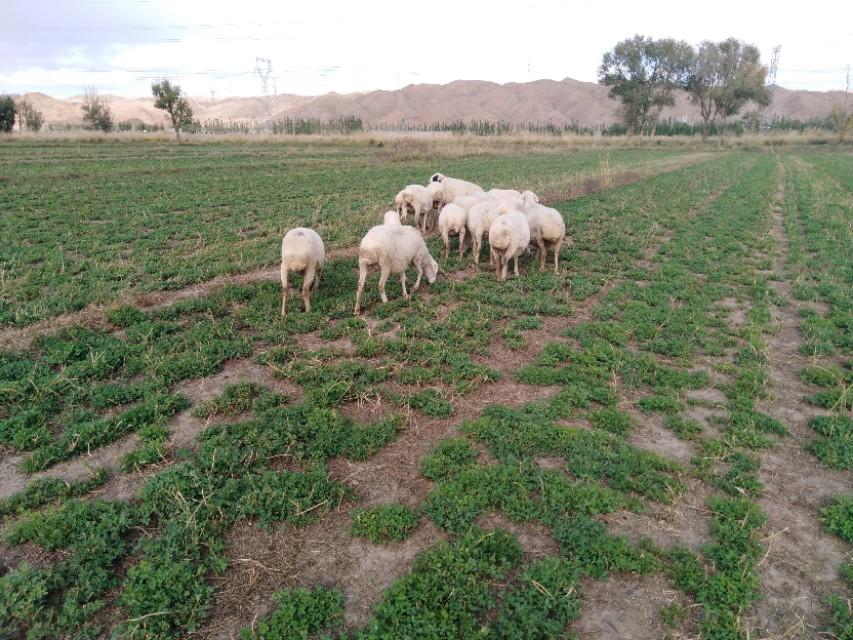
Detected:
left=521, top=190, right=540, bottom=205
left=520, top=192, right=566, bottom=273
left=354, top=224, right=439, bottom=315
left=429, top=172, right=484, bottom=201
left=437, top=202, right=469, bottom=259
left=488, top=209, right=530, bottom=282
left=452, top=194, right=490, bottom=212
left=395, top=185, right=433, bottom=230
left=383, top=210, right=401, bottom=225
left=280, top=227, right=325, bottom=316
left=488, top=188, right=522, bottom=201
left=425, top=181, right=446, bottom=232
left=466, top=200, right=501, bottom=264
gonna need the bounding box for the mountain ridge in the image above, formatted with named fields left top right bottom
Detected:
left=11, top=78, right=845, bottom=128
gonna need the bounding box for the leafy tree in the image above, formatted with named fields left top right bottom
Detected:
left=151, top=79, right=194, bottom=141
left=17, top=101, right=45, bottom=132
left=599, top=35, right=693, bottom=135
left=81, top=88, right=113, bottom=132
left=686, top=39, right=770, bottom=140
left=0, top=95, right=16, bottom=132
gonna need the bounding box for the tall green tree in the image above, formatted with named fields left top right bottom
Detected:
left=151, top=80, right=194, bottom=141
left=0, top=95, right=16, bottom=133
left=81, top=88, right=113, bottom=132
left=599, top=35, right=693, bottom=135
left=686, top=38, right=770, bottom=140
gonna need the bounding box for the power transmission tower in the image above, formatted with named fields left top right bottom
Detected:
left=254, top=57, right=272, bottom=96
left=768, top=45, right=781, bottom=86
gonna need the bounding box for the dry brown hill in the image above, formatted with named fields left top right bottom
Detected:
left=13, top=79, right=845, bottom=128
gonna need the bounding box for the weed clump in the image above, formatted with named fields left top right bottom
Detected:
left=350, top=503, right=420, bottom=543
left=239, top=586, right=344, bottom=640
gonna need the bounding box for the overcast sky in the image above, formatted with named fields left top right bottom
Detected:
left=3, top=0, right=851, bottom=98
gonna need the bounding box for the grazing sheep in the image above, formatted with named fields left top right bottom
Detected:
left=452, top=194, right=490, bottom=212
left=354, top=224, right=439, bottom=315
left=437, top=202, right=468, bottom=259
left=280, top=227, right=325, bottom=316
left=383, top=210, right=401, bottom=225
left=521, top=190, right=541, bottom=206
left=520, top=193, right=566, bottom=273
left=425, top=181, right=446, bottom=232
left=466, top=200, right=501, bottom=263
left=488, top=188, right=522, bottom=201
left=395, top=185, right=433, bottom=230
left=488, top=210, right=530, bottom=281
left=429, top=173, right=484, bottom=201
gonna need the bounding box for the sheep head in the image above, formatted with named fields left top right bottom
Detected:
left=422, top=253, right=439, bottom=284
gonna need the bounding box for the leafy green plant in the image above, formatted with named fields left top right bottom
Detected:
left=820, top=495, right=853, bottom=543
left=408, top=388, right=454, bottom=418
left=0, top=468, right=110, bottom=518
left=421, top=438, right=477, bottom=481
left=239, top=586, right=344, bottom=640
left=357, top=528, right=522, bottom=639
left=350, top=503, right=420, bottom=543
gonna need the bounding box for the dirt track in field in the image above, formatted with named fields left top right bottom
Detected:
left=742, top=178, right=850, bottom=640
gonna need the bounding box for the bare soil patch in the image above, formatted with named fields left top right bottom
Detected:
left=570, top=573, right=695, bottom=640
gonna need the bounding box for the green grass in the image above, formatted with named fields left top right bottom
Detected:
left=0, top=140, right=696, bottom=327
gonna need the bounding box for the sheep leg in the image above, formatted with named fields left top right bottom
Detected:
left=378, top=266, right=390, bottom=304
left=537, top=238, right=547, bottom=271
left=472, top=234, right=481, bottom=264
left=553, top=239, right=562, bottom=273
left=501, top=255, right=509, bottom=282
left=354, top=261, right=368, bottom=315
left=280, top=262, right=289, bottom=317
left=401, top=272, right=409, bottom=300
left=302, top=264, right=315, bottom=312
left=413, top=263, right=422, bottom=292
left=514, top=253, right=520, bottom=277
left=442, top=230, right=450, bottom=259
left=458, top=227, right=467, bottom=259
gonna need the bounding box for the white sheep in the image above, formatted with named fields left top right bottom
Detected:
left=396, top=185, right=433, bottom=231
left=280, top=227, right=325, bottom=316
left=488, top=210, right=530, bottom=281
left=452, top=194, right=490, bottom=212
left=383, top=210, right=401, bottom=225
left=488, top=188, right=522, bottom=201
left=425, top=181, right=446, bottom=232
left=466, top=200, right=501, bottom=264
left=521, top=192, right=566, bottom=273
left=354, top=224, right=439, bottom=315
left=429, top=173, right=484, bottom=201
left=437, top=202, right=468, bottom=259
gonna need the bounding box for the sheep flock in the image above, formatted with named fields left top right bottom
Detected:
left=280, top=172, right=568, bottom=316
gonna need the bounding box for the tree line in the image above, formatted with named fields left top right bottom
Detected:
left=599, top=35, right=773, bottom=139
